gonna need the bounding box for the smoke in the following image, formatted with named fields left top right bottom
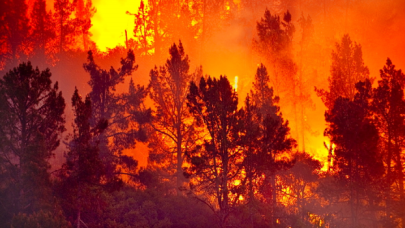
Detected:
left=188, top=0, right=405, bottom=165
left=33, top=0, right=405, bottom=169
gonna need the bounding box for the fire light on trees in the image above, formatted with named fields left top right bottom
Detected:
left=0, top=0, right=405, bottom=227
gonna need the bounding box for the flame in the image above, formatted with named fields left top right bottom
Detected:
left=90, top=0, right=141, bottom=51
left=233, top=76, right=238, bottom=91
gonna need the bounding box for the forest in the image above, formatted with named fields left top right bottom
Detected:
left=0, top=0, right=405, bottom=227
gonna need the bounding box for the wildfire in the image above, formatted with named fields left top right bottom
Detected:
left=90, top=0, right=141, bottom=51
left=233, top=76, right=238, bottom=91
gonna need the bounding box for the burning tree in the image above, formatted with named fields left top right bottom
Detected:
left=185, top=68, right=296, bottom=226
left=316, top=34, right=371, bottom=173
left=53, top=0, right=76, bottom=53
left=253, top=9, right=301, bottom=148
left=74, top=0, right=96, bottom=51
left=185, top=75, right=242, bottom=225
left=30, top=0, right=56, bottom=66
left=127, top=0, right=153, bottom=56
left=0, top=0, right=30, bottom=66
left=243, top=64, right=296, bottom=226
left=372, top=59, right=405, bottom=226
left=83, top=49, right=149, bottom=182
left=316, top=34, right=370, bottom=110
left=253, top=9, right=295, bottom=93
left=324, top=79, right=384, bottom=227
left=149, top=41, right=200, bottom=194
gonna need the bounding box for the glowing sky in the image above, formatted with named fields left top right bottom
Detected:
left=90, top=0, right=141, bottom=52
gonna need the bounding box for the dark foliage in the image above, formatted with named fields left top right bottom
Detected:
left=0, top=62, right=65, bottom=226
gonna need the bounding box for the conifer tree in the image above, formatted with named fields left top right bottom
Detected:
left=316, top=34, right=370, bottom=110
left=253, top=10, right=299, bottom=146
left=0, top=62, right=65, bottom=225
left=248, top=64, right=296, bottom=226
left=325, top=79, right=384, bottom=227
left=127, top=0, right=153, bottom=56
left=83, top=49, right=147, bottom=181
left=186, top=75, right=241, bottom=225
left=54, top=0, right=76, bottom=53
left=316, top=34, right=371, bottom=171
left=149, top=41, right=199, bottom=194
left=30, top=0, right=56, bottom=66
left=74, top=0, right=96, bottom=51
left=372, top=58, right=405, bottom=226
left=57, top=88, right=109, bottom=228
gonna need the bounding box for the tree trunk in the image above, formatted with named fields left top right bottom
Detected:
left=394, top=141, right=405, bottom=227
left=77, top=209, right=81, bottom=228
left=386, top=133, right=392, bottom=216
left=176, top=122, right=183, bottom=195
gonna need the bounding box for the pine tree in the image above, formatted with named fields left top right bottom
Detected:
left=242, top=64, right=296, bottom=227
left=325, top=79, right=384, bottom=227
left=57, top=88, right=109, bottom=227
left=186, top=75, right=241, bottom=226
left=316, top=34, right=370, bottom=110
left=0, top=62, right=65, bottom=225
left=83, top=49, right=147, bottom=182
left=149, top=41, right=199, bottom=194
left=127, top=0, right=153, bottom=56
left=253, top=10, right=299, bottom=147
left=372, top=58, right=405, bottom=226
left=316, top=34, right=371, bottom=171
left=74, top=0, right=96, bottom=51
left=296, top=13, right=315, bottom=151
left=30, top=0, right=56, bottom=66
left=54, top=0, right=76, bottom=53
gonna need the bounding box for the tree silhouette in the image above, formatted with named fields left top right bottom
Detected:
left=74, top=0, right=96, bottom=51
left=83, top=49, right=147, bottom=182
left=149, top=41, right=200, bottom=194
left=372, top=58, right=405, bottom=226
left=325, top=79, right=384, bottom=227
left=127, top=0, right=153, bottom=56
left=296, top=13, right=316, bottom=151
left=57, top=88, right=109, bottom=228
left=30, top=0, right=56, bottom=66
left=253, top=10, right=300, bottom=148
left=54, top=0, right=76, bottom=53
left=316, top=34, right=371, bottom=171
left=186, top=75, right=241, bottom=226
left=316, top=34, right=370, bottom=110
left=0, top=62, right=65, bottom=225
left=278, top=152, right=322, bottom=227
left=249, top=63, right=295, bottom=208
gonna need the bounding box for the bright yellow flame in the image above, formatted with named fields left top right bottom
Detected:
left=233, top=76, right=238, bottom=91
left=318, top=141, right=335, bottom=172
left=90, top=0, right=141, bottom=52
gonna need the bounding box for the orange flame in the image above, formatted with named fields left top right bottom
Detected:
left=90, top=0, right=141, bottom=51
left=233, top=76, right=238, bottom=91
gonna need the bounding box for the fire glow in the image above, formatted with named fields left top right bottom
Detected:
left=90, top=0, right=141, bottom=51
left=1, top=0, right=405, bottom=227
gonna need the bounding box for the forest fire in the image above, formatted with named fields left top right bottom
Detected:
left=90, top=0, right=141, bottom=51
left=0, top=0, right=405, bottom=227
left=233, top=75, right=238, bottom=91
